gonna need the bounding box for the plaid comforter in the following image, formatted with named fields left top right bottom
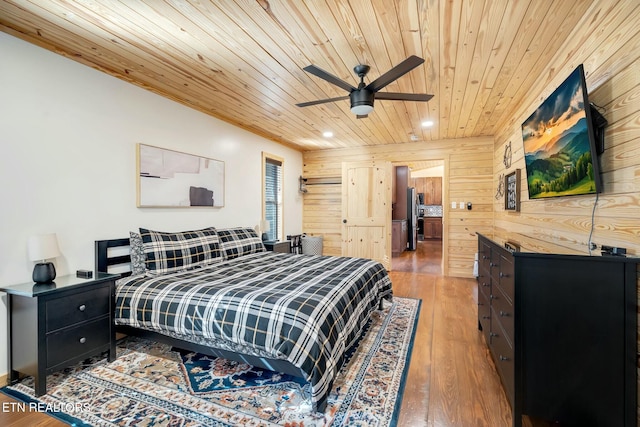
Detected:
left=114, top=251, right=393, bottom=410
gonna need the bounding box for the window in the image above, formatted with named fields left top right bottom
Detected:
left=262, top=153, right=283, bottom=241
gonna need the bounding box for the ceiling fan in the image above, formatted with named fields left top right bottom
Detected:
left=296, top=55, right=433, bottom=118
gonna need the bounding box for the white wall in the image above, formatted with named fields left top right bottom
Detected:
left=0, top=33, right=304, bottom=377
left=411, top=165, right=444, bottom=178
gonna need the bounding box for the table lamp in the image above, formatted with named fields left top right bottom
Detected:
left=28, top=233, right=61, bottom=284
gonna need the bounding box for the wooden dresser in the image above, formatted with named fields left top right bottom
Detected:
left=477, top=233, right=637, bottom=427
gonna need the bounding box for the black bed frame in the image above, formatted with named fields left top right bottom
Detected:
left=94, top=238, right=327, bottom=412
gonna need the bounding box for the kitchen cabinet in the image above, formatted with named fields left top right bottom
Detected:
left=411, top=177, right=423, bottom=196
left=392, top=220, right=407, bottom=256
left=412, top=177, right=442, bottom=205
left=393, top=166, right=409, bottom=220
left=422, top=217, right=442, bottom=239
left=425, top=177, right=442, bottom=205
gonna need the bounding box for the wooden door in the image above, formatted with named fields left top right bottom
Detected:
left=341, top=160, right=392, bottom=270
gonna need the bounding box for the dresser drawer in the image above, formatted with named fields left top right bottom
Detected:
left=478, top=273, right=491, bottom=301
left=495, top=253, right=514, bottom=302
left=478, top=286, right=491, bottom=337
left=46, top=316, right=111, bottom=369
left=489, top=249, right=502, bottom=282
left=490, top=320, right=515, bottom=405
left=46, top=285, right=110, bottom=332
left=491, top=287, right=514, bottom=344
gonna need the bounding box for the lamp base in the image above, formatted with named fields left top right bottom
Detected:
left=33, top=262, right=56, bottom=284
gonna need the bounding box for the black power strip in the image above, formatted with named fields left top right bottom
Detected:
left=601, top=245, right=626, bottom=256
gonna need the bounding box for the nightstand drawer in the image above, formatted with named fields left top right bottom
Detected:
left=264, top=240, right=291, bottom=253
left=46, top=285, right=110, bottom=332
left=46, top=316, right=111, bottom=369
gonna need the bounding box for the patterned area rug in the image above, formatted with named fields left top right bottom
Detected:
left=1, top=297, right=420, bottom=427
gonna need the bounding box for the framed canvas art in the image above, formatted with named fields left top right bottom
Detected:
left=137, top=144, right=225, bottom=207
left=505, top=169, right=521, bottom=212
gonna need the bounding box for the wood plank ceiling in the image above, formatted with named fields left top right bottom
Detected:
left=0, top=0, right=595, bottom=151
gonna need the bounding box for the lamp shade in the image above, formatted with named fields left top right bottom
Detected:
left=28, top=233, right=61, bottom=262
left=350, top=104, right=374, bottom=115
left=260, top=220, right=271, bottom=242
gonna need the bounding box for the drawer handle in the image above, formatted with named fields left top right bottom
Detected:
left=482, top=315, right=490, bottom=319
left=489, top=332, right=498, bottom=337
left=78, top=304, right=86, bottom=312
left=499, top=355, right=510, bottom=362
left=499, top=310, right=510, bottom=317
left=79, top=337, right=86, bottom=344
left=482, top=282, right=490, bottom=287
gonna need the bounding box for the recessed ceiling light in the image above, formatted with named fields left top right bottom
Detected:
left=422, top=120, right=434, bottom=127
left=322, top=131, right=334, bottom=138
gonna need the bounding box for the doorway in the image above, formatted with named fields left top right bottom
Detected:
left=391, top=160, right=445, bottom=273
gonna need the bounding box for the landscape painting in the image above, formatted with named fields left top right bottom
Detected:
left=521, top=67, right=597, bottom=199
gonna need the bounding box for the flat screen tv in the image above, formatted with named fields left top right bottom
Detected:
left=521, top=64, right=606, bottom=199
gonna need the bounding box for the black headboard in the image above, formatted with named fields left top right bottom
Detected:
left=95, top=238, right=132, bottom=276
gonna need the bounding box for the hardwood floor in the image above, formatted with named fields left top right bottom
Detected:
left=393, top=239, right=512, bottom=427
left=0, top=240, right=512, bottom=426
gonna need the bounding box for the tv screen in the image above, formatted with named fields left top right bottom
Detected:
left=521, top=65, right=603, bottom=199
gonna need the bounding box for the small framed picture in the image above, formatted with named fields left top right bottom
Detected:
left=505, top=169, right=521, bottom=212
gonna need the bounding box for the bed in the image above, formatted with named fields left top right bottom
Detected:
left=95, top=226, right=393, bottom=412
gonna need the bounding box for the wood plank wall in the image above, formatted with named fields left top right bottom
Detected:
left=491, top=1, right=640, bottom=421
left=302, top=137, right=494, bottom=277
left=304, top=0, right=639, bottom=419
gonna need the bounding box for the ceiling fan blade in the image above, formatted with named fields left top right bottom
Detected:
left=375, top=92, right=434, bottom=102
left=296, top=95, right=349, bottom=107
left=303, top=64, right=357, bottom=92
left=365, top=55, right=425, bottom=92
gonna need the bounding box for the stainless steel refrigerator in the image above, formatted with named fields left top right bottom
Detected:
left=407, top=187, right=418, bottom=250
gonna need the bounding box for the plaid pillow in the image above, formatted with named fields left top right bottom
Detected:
left=139, top=227, right=223, bottom=274
left=129, top=231, right=147, bottom=275
left=217, top=227, right=266, bottom=260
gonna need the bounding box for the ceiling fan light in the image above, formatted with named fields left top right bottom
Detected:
left=351, top=104, right=374, bottom=115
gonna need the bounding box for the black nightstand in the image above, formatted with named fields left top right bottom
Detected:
left=0, top=272, right=119, bottom=395
left=263, top=240, right=291, bottom=253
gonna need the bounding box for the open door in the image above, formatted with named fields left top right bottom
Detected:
left=341, top=160, right=392, bottom=270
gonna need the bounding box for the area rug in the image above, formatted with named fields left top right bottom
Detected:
left=1, top=297, right=420, bottom=427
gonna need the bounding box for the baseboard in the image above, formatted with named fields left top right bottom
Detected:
left=0, top=373, right=7, bottom=387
